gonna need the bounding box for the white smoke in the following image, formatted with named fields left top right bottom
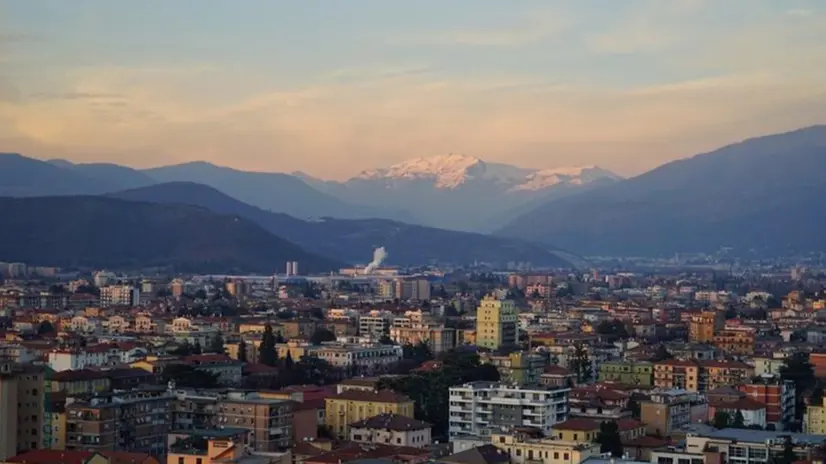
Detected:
left=363, top=247, right=388, bottom=274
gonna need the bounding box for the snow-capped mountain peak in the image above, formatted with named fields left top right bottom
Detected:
left=357, top=153, right=491, bottom=189
left=353, top=154, right=620, bottom=191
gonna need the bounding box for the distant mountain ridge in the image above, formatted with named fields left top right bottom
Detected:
left=497, top=125, right=826, bottom=257
left=0, top=196, right=343, bottom=273
left=303, top=154, right=620, bottom=231
left=109, top=182, right=577, bottom=268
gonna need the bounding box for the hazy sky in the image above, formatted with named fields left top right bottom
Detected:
left=1, top=1, right=825, bottom=180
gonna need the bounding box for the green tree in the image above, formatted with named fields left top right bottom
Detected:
left=627, top=397, right=641, bottom=420
left=775, top=437, right=796, bottom=464
left=596, top=320, right=629, bottom=340
left=569, top=342, right=593, bottom=384
left=162, top=364, right=218, bottom=388
left=596, top=421, right=623, bottom=457
left=37, top=320, right=55, bottom=335
left=780, top=351, right=816, bottom=420
left=284, top=350, right=295, bottom=371
left=259, top=323, right=278, bottom=366
left=651, top=345, right=673, bottom=362
left=732, top=410, right=746, bottom=428
left=207, top=333, right=225, bottom=354
left=712, top=411, right=731, bottom=429
left=192, top=340, right=203, bottom=355
left=237, top=339, right=248, bottom=363
left=310, top=327, right=337, bottom=345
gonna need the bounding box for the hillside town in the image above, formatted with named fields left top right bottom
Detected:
left=1, top=263, right=826, bottom=464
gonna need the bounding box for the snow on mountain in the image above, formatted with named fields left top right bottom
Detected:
left=354, top=154, right=619, bottom=191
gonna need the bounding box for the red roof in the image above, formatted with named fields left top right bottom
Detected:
left=552, top=418, right=599, bottom=431
left=6, top=450, right=153, bottom=464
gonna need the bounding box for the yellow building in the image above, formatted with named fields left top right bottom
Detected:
left=805, top=396, right=826, bottom=434
left=689, top=311, right=724, bottom=343
left=492, top=430, right=600, bottom=464
left=475, top=295, right=519, bottom=349
left=550, top=419, right=600, bottom=443
left=325, top=389, right=414, bottom=439
left=167, top=429, right=285, bottom=464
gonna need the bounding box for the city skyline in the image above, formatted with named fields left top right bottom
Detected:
left=1, top=0, right=825, bottom=180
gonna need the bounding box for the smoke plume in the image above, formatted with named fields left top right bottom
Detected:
left=363, top=247, right=387, bottom=274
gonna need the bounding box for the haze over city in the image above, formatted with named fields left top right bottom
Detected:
left=2, top=0, right=826, bottom=179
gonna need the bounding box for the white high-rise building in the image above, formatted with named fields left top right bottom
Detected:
left=448, top=382, right=569, bottom=439
left=285, top=261, right=300, bottom=276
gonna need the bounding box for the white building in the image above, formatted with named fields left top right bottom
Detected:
left=47, top=344, right=123, bottom=371
left=448, top=382, right=570, bottom=439
left=358, top=311, right=391, bottom=337
left=100, top=285, right=140, bottom=307
left=313, top=343, right=403, bottom=373
left=350, top=413, right=432, bottom=448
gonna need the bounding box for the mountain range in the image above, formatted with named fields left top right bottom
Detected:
left=109, top=182, right=577, bottom=268
left=2, top=124, right=826, bottom=267
left=0, top=196, right=343, bottom=273
left=299, top=154, right=620, bottom=231
left=497, top=125, right=826, bottom=257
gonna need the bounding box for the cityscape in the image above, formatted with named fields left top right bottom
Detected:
left=2, top=2, right=826, bottom=464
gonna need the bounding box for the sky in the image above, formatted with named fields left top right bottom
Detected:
left=1, top=0, right=825, bottom=180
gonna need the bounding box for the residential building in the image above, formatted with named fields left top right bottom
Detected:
left=0, top=363, right=45, bottom=460
left=182, top=354, right=243, bottom=386
left=683, top=428, right=825, bottom=464
left=738, top=376, right=795, bottom=428
left=490, top=429, right=600, bottom=464
left=540, top=366, right=575, bottom=388
left=312, top=343, right=403, bottom=373
left=2, top=450, right=159, bottom=464
left=597, top=361, right=654, bottom=387
left=394, top=279, right=431, bottom=301
left=390, top=324, right=456, bottom=354
left=167, top=428, right=263, bottom=464
left=640, top=389, right=706, bottom=437
left=480, top=352, right=545, bottom=386
left=448, top=382, right=569, bottom=439
left=805, top=396, right=826, bottom=434
left=752, top=356, right=785, bottom=377
left=689, top=311, right=724, bottom=343
left=65, top=390, right=171, bottom=456
left=349, top=413, right=432, bottom=448
left=99, top=285, right=140, bottom=308
left=708, top=397, right=768, bottom=429
left=48, top=345, right=123, bottom=372
left=358, top=312, right=391, bottom=338
left=712, top=327, right=756, bottom=356
left=654, top=359, right=753, bottom=393
left=475, top=295, right=518, bottom=350
left=217, top=395, right=293, bottom=451
left=325, top=389, right=414, bottom=440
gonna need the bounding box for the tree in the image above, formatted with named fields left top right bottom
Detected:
left=596, top=320, right=629, bottom=340
left=192, top=340, right=203, bottom=355
left=776, top=437, right=796, bottom=464
left=237, top=339, right=248, bottom=363
left=568, top=342, right=593, bottom=384
left=193, top=289, right=208, bottom=300
left=596, top=421, right=623, bottom=457
left=284, top=350, right=295, bottom=371
left=651, top=345, right=673, bottom=362
left=732, top=410, right=746, bottom=428
left=780, top=351, right=816, bottom=420
left=37, top=320, right=55, bottom=335
left=310, top=328, right=337, bottom=345
left=627, top=397, right=641, bottom=420
left=712, top=411, right=731, bottom=429
left=259, top=323, right=278, bottom=366
left=170, top=340, right=193, bottom=356
left=207, top=333, right=225, bottom=354
left=162, top=364, right=218, bottom=388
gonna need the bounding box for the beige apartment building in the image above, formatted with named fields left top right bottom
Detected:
left=475, top=295, right=518, bottom=349
left=0, top=362, right=45, bottom=460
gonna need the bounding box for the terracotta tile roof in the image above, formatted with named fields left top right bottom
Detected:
left=543, top=365, right=573, bottom=375
left=615, top=418, right=646, bottom=431
left=552, top=418, right=600, bottom=431
left=623, top=436, right=670, bottom=447
left=305, top=442, right=428, bottom=464
left=6, top=450, right=154, bottom=464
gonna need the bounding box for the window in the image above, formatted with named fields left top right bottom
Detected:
left=573, top=433, right=578, bottom=440
left=178, top=458, right=185, bottom=464
left=554, top=453, right=559, bottom=459
left=564, top=453, right=569, bottom=460
left=196, top=459, right=203, bottom=464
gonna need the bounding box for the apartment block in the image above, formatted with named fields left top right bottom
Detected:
left=712, top=327, right=756, bottom=356
left=325, top=389, right=414, bottom=440
left=448, top=381, right=569, bottom=439
left=597, top=361, right=654, bottom=386
left=640, top=389, right=706, bottom=437
left=0, top=363, right=45, bottom=460
left=689, top=311, right=724, bottom=343
left=491, top=429, right=600, bottom=464
left=654, top=359, right=753, bottom=393
left=65, top=390, right=171, bottom=456
left=738, top=376, right=795, bottom=428
left=480, top=352, right=545, bottom=386
left=475, top=296, right=519, bottom=350
left=217, top=395, right=292, bottom=451
left=99, top=286, right=140, bottom=308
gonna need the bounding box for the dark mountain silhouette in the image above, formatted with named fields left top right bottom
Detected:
left=497, top=126, right=826, bottom=257
left=142, top=161, right=406, bottom=221
left=0, top=153, right=116, bottom=196
left=48, top=159, right=156, bottom=190
left=109, top=182, right=576, bottom=267
left=0, top=196, right=343, bottom=273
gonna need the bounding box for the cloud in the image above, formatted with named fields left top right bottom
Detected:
left=408, top=10, right=571, bottom=46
